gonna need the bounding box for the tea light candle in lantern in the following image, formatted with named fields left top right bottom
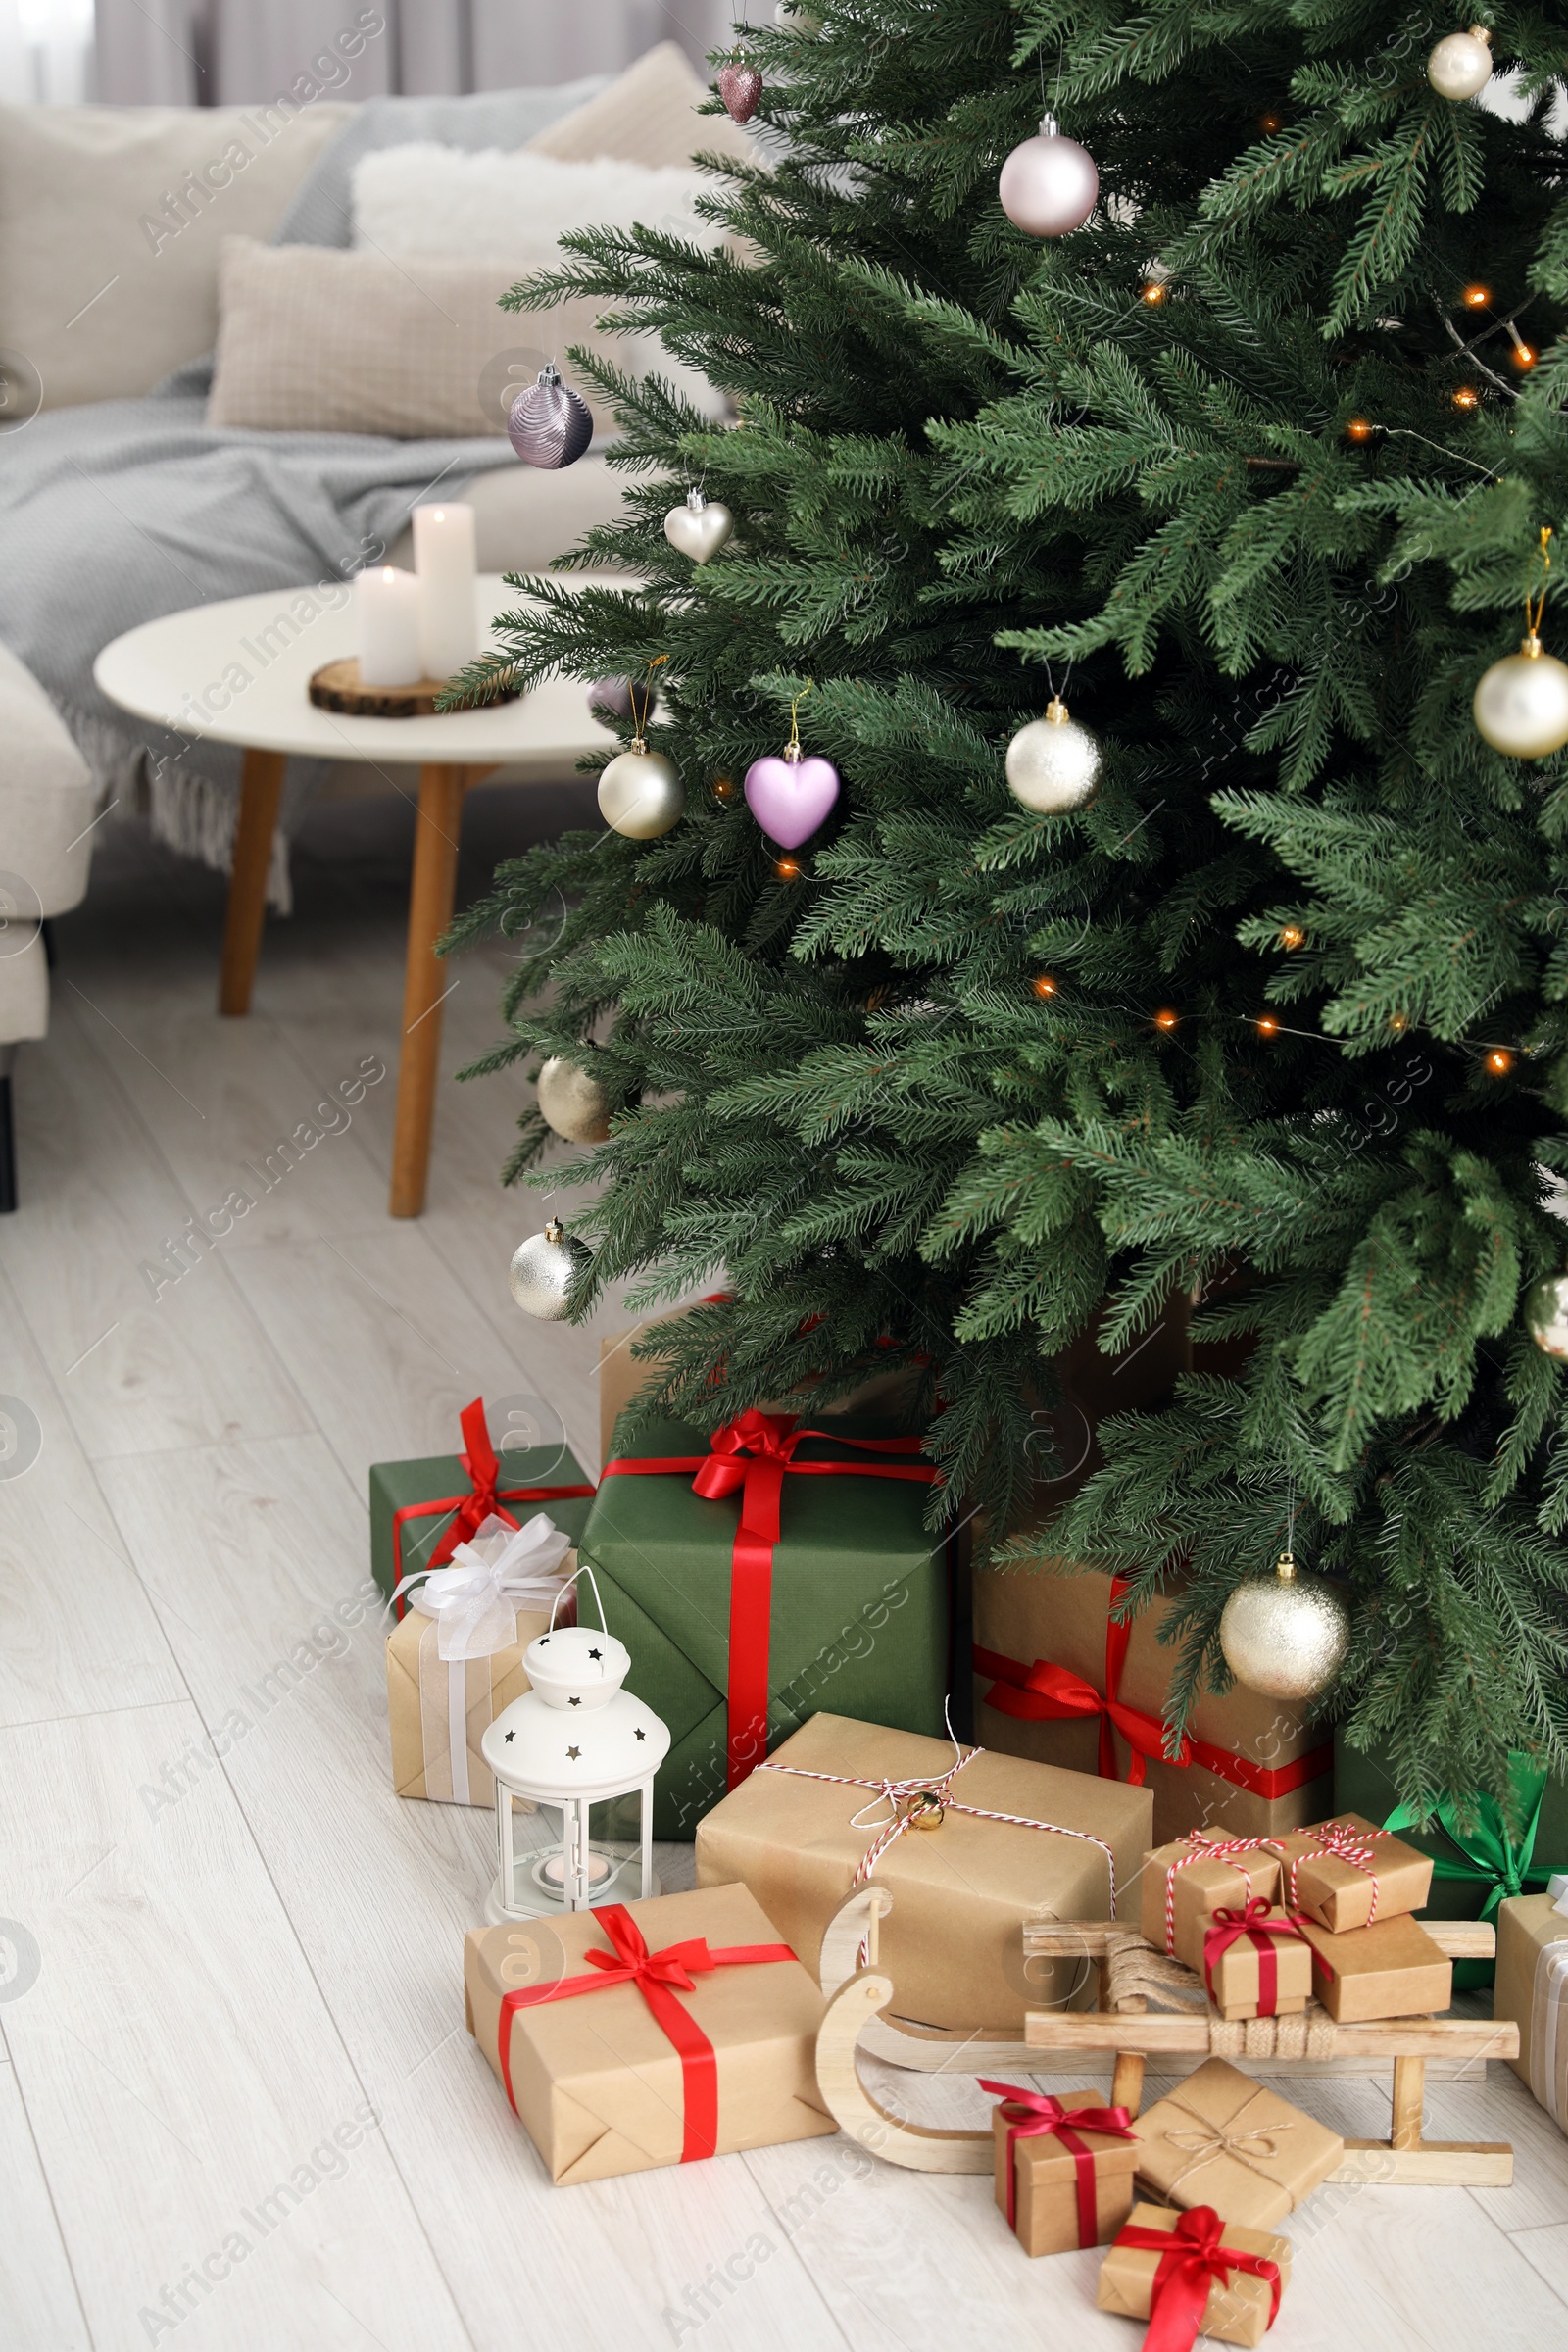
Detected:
left=355, top=565, right=422, bottom=686
left=480, top=1573, right=670, bottom=1922
left=412, top=501, right=477, bottom=681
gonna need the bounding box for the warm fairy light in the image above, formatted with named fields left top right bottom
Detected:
left=1278, top=924, right=1305, bottom=950
left=1462, top=284, right=1491, bottom=309
left=1258, top=111, right=1283, bottom=133
left=1389, top=1012, right=1410, bottom=1036
left=1486, top=1049, right=1513, bottom=1076
left=775, top=858, right=800, bottom=881
left=1255, top=1016, right=1280, bottom=1038
left=1033, top=974, right=1057, bottom=998
left=1346, top=416, right=1375, bottom=443
left=1153, top=1008, right=1180, bottom=1033
left=1511, top=341, right=1537, bottom=372
left=1140, top=279, right=1168, bottom=306
left=1452, top=385, right=1480, bottom=412
left=711, top=774, right=735, bottom=801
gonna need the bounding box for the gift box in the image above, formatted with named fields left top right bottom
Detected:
left=1295, top=1911, right=1452, bottom=2022
left=1202, top=1903, right=1312, bottom=2022
left=368, top=1396, right=594, bottom=1606
left=973, top=1557, right=1333, bottom=1847
left=583, top=1411, right=950, bottom=1840
left=384, top=1512, right=575, bottom=1805
left=1333, top=1732, right=1568, bottom=1987
left=1494, top=1890, right=1568, bottom=2129
left=1140, top=1832, right=1285, bottom=1965
left=1097, top=2202, right=1290, bottom=2351
left=1130, top=2056, right=1344, bottom=2225
left=694, top=1710, right=1152, bottom=2030
left=987, top=2083, right=1138, bottom=2256
left=464, top=1883, right=837, bottom=2184
left=1266, top=1812, right=1432, bottom=1933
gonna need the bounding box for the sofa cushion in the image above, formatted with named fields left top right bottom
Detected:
left=0, top=100, right=350, bottom=409
left=0, top=644, right=96, bottom=920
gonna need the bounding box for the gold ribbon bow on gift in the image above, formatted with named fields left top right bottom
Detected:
left=1158, top=2084, right=1296, bottom=2197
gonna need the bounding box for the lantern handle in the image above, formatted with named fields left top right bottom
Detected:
left=549, top=1555, right=611, bottom=1640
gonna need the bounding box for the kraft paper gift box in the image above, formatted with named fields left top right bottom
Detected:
left=1139, top=1833, right=1285, bottom=1964
left=1265, top=1812, right=1433, bottom=1933
left=1201, top=1905, right=1313, bottom=2022
left=1097, top=2202, right=1291, bottom=2350
left=464, top=1883, right=837, bottom=2185
left=990, top=2088, right=1139, bottom=2257
left=1296, top=1911, right=1452, bottom=2022
left=1495, top=1890, right=1568, bottom=2129
left=973, top=1557, right=1333, bottom=1848
left=384, top=1513, right=575, bottom=1806
left=1130, top=2057, right=1344, bottom=2226
left=583, top=1413, right=950, bottom=1840
left=694, top=1710, right=1152, bottom=2030
left=368, top=1394, right=594, bottom=1606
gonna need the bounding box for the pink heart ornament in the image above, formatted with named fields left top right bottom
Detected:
left=718, top=62, right=762, bottom=123
left=744, top=752, right=840, bottom=849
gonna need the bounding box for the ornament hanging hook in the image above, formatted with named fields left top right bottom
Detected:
left=1527, top=527, right=1553, bottom=640
left=787, top=677, right=814, bottom=753
left=630, top=654, right=668, bottom=742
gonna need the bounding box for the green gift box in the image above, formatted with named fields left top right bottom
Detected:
left=368, top=1396, right=595, bottom=1609
left=1333, top=1728, right=1568, bottom=1988
left=581, top=1410, right=951, bottom=1840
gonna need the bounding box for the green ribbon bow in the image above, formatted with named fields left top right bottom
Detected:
left=1384, top=1754, right=1551, bottom=1924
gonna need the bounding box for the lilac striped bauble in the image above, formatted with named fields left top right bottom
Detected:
left=507, top=365, right=593, bottom=470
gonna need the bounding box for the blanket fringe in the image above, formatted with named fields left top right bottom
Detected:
left=58, top=702, right=292, bottom=914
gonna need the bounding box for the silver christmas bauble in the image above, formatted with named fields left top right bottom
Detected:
left=663, top=488, right=733, bottom=564
left=536, top=1054, right=611, bottom=1145
left=1219, top=1553, right=1351, bottom=1702
left=1473, top=636, right=1568, bottom=760
left=508, top=364, right=593, bottom=469
left=999, top=114, right=1099, bottom=238
left=1526, top=1273, right=1568, bottom=1358
left=1004, top=698, right=1102, bottom=813
left=597, top=742, right=685, bottom=839
left=1427, top=24, right=1493, bottom=101
left=509, top=1218, right=589, bottom=1319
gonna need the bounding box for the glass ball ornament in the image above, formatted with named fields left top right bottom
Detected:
left=1472, top=634, right=1568, bottom=760
left=509, top=1217, right=590, bottom=1320
left=1004, top=696, right=1102, bottom=813
left=1427, top=24, right=1493, bottom=101
left=663, top=487, right=733, bottom=564
left=1219, top=1552, right=1351, bottom=1702
left=508, top=364, right=593, bottom=469
left=536, top=1054, right=611, bottom=1146
left=597, top=739, right=685, bottom=839
left=1526, top=1273, right=1568, bottom=1358
left=999, top=113, right=1099, bottom=238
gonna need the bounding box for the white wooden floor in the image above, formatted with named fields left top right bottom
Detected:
left=4, top=790, right=1568, bottom=2351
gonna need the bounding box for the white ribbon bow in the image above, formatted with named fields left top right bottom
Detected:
left=393, top=1511, right=574, bottom=1660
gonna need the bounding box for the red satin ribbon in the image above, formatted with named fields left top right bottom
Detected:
left=980, top=2081, right=1135, bottom=2244
left=1201, top=1899, right=1308, bottom=2016
left=603, top=1409, right=940, bottom=1789
left=390, top=1396, right=593, bottom=1612
left=974, top=1586, right=1333, bottom=1799
left=496, top=1903, right=795, bottom=2163
left=1114, top=2206, right=1282, bottom=2352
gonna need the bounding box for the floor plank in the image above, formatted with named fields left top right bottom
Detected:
left=0, top=2058, right=90, bottom=2352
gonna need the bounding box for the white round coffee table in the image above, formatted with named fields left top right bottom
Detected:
left=95, top=576, right=615, bottom=1217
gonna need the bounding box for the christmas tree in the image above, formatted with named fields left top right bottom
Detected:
left=447, top=1, right=1568, bottom=1815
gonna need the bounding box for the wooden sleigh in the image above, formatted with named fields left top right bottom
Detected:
left=812, top=1887, right=1519, bottom=2185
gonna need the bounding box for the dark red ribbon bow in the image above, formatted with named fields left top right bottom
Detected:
left=389, top=1396, right=593, bottom=1611
left=1114, top=2205, right=1282, bottom=2352
left=497, top=1902, right=795, bottom=2163
left=1201, top=1898, right=1307, bottom=2017
left=979, top=2081, right=1136, bottom=2244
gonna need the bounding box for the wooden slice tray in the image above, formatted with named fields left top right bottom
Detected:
left=308, top=657, right=520, bottom=719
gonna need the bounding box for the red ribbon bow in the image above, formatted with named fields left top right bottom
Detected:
left=1114, top=2205, right=1282, bottom=2352
left=973, top=1575, right=1332, bottom=1798
left=604, top=1408, right=939, bottom=1789
left=389, top=1397, right=594, bottom=1612
left=1201, top=1898, right=1307, bottom=2017
left=980, top=2081, right=1135, bottom=2244
left=496, top=1902, right=796, bottom=2163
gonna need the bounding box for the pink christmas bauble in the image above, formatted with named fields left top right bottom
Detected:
left=743, top=750, right=840, bottom=849
left=718, top=61, right=762, bottom=123
left=999, top=117, right=1099, bottom=238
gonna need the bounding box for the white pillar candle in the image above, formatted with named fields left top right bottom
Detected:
left=412, top=502, right=478, bottom=681
left=355, top=565, right=422, bottom=686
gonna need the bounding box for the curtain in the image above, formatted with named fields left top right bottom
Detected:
left=1, top=0, right=95, bottom=101
left=93, top=0, right=745, bottom=106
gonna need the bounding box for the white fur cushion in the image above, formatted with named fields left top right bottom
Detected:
left=0, top=643, right=95, bottom=922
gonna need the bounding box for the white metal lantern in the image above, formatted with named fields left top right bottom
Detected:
left=479, top=1573, right=670, bottom=1923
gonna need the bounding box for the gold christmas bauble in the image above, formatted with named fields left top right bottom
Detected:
left=1427, top=24, right=1493, bottom=101
left=597, top=742, right=685, bottom=838
left=1218, top=1552, right=1350, bottom=1701
left=1004, top=697, right=1102, bottom=813
left=1526, top=1273, right=1568, bottom=1358
left=1472, top=635, right=1568, bottom=760
left=508, top=1217, right=589, bottom=1319
left=536, top=1055, right=611, bottom=1145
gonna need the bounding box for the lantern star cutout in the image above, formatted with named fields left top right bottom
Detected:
left=588, top=1647, right=602, bottom=1660
left=634, top=1727, right=646, bottom=1741
left=568, top=1695, right=581, bottom=1706
left=504, top=1730, right=514, bottom=1742
left=566, top=1745, right=581, bottom=1761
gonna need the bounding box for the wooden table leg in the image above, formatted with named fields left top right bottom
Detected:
left=390, top=762, right=490, bottom=1218
left=219, top=747, right=287, bottom=1015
